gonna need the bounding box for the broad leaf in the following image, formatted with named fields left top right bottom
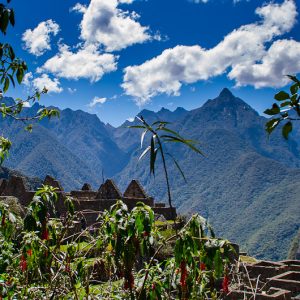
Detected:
left=282, top=121, right=292, bottom=140
left=274, top=91, right=290, bottom=101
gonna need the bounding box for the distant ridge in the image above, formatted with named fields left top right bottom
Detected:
left=0, top=90, right=299, bottom=260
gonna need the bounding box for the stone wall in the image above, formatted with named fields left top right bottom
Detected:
left=0, top=176, right=177, bottom=221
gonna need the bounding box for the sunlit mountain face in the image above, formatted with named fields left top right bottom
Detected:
left=1, top=88, right=300, bottom=260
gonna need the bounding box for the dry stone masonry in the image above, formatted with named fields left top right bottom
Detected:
left=227, top=259, right=300, bottom=299
left=0, top=175, right=177, bottom=225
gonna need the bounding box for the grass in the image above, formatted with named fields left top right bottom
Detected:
left=239, top=255, right=258, bottom=264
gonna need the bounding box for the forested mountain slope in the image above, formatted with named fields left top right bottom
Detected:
left=1, top=90, right=299, bottom=259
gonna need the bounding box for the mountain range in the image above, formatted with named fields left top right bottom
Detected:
left=1, top=89, right=300, bottom=260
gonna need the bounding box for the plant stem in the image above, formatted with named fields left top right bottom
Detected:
left=157, top=137, right=173, bottom=208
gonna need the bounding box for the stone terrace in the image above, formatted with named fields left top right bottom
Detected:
left=227, top=259, right=300, bottom=299
left=0, top=175, right=177, bottom=224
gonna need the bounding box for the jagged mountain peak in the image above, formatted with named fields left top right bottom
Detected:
left=158, top=107, right=171, bottom=113
left=218, top=87, right=235, bottom=99
left=174, top=107, right=187, bottom=113
left=201, top=89, right=258, bottom=117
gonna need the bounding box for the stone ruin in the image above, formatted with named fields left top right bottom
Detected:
left=226, top=259, right=300, bottom=299
left=0, top=175, right=177, bottom=225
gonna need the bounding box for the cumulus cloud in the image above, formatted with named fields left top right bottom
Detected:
left=122, top=0, right=299, bottom=105
left=38, top=44, right=118, bottom=82
left=74, top=0, right=155, bottom=51
left=23, top=72, right=63, bottom=94
left=88, top=96, right=107, bottom=107
left=228, top=39, right=300, bottom=88
left=22, top=20, right=60, bottom=56
left=71, top=3, right=87, bottom=13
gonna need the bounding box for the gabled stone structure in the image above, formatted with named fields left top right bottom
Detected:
left=124, top=180, right=148, bottom=199
left=96, top=179, right=122, bottom=199
left=82, top=183, right=92, bottom=191
left=0, top=175, right=177, bottom=224
left=43, top=175, right=63, bottom=191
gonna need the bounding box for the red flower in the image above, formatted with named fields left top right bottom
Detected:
left=222, top=275, right=230, bottom=294
left=20, top=255, right=27, bottom=272
left=1, top=212, right=5, bottom=226
left=200, top=262, right=206, bottom=271
left=180, top=261, right=188, bottom=287
left=143, top=231, right=149, bottom=237
left=152, top=283, right=156, bottom=290
left=41, top=228, right=49, bottom=240
left=27, top=249, right=32, bottom=256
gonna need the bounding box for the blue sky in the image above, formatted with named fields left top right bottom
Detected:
left=4, top=0, right=300, bottom=126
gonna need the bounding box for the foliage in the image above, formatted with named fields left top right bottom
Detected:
left=265, top=75, right=300, bottom=139
left=0, top=0, right=59, bottom=165
left=0, top=185, right=234, bottom=299
left=129, top=116, right=203, bottom=208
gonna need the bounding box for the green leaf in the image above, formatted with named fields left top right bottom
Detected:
left=3, top=77, right=9, bottom=92
left=8, top=45, right=15, bottom=60
left=7, top=74, right=14, bottom=87
left=8, top=9, right=14, bottom=26
left=287, top=75, right=300, bottom=85
left=0, top=10, right=9, bottom=34
left=138, top=146, right=151, bottom=161
left=166, top=153, right=187, bottom=183
left=274, top=91, right=290, bottom=101
left=159, top=127, right=182, bottom=138
left=280, top=101, right=291, bottom=108
left=150, top=136, right=156, bottom=175
left=16, top=68, right=23, bottom=84
left=127, top=125, right=145, bottom=129
left=282, top=121, right=292, bottom=140
left=264, top=103, right=280, bottom=115
left=290, top=83, right=299, bottom=95
left=140, top=129, right=147, bottom=148
left=265, top=118, right=280, bottom=135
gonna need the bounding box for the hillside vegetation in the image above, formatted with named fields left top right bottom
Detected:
left=1, top=89, right=300, bottom=260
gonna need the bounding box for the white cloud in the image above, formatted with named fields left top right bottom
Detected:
left=22, top=72, right=33, bottom=87
left=229, top=39, right=300, bottom=88
left=122, top=0, right=299, bottom=105
left=71, top=3, right=87, bottom=13
left=75, top=0, right=155, bottom=51
left=22, top=101, right=31, bottom=108
left=38, top=44, right=118, bottom=82
left=23, top=72, right=63, bottom=94
left=127, top=117, right=135, bottom=122
left=22, top=20, right=60, bottom=56
left=67, top=87, right=77, bottom=94
left=88, top=96, right=107, bottom=107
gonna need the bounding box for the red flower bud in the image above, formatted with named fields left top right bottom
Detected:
left=200, top=262, right=206, bottom=271
left=41, top=228, right=49, bottom=240
left=222, top=275, right=230, bottom=294
left=180, top=261, right=188, bottom=287
left=152, top=283, right=156, bottom=290
left=20, top=255, right=27, bottom=272
left=143, top=231, right=149, bottom=237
